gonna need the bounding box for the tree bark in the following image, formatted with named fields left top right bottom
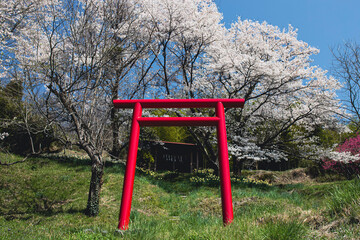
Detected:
left=110, top=107, right=121, bottom=159
left=233, top=158, right=243, bottom=176
left=85, top=153, right=104, bottom=216
left=110, top=75, right=121, bottom=159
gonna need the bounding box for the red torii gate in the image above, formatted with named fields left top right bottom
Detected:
left=113, top=98, right=245, bottom=230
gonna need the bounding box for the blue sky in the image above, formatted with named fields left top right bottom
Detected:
left=214, top=0, right=360, bottom=74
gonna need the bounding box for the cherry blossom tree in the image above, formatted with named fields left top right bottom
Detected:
left=11, top=0, right=156, bottom=216
left=127, top=2, right=344, bottom=171
left=139, top=0, right=224, bottom=98
left=138, top=0, right=228, bottom=164
left=0, top=0, right=44, bottom=82
left=5, top=0, right=224, bottom=217
left=193, top=19, right=344, bottom=169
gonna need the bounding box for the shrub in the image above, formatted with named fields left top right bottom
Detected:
left=138, top=149, right=155, bottom=170
left=322, top=135, right=360, bottom=179
left=189, top=168, right=272, bottom=187
left=190, top=169, right=220, bottom=186
left=322, top=159, right=360, bottom=179
left=337, top=134, right=360, bottom=154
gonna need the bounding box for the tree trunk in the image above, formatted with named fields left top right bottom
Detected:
left=233, top=158, right=243, bottom=176
left=85, top=154, right=104, bottom=216
left=110, top=107, right=121, bottom=159
left=110, top=77, right=121, bottom=159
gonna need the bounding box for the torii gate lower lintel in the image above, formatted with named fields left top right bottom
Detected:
left=113, top=98, right=245, bottom=230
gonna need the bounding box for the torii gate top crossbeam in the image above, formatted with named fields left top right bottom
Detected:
left=113, top=98, right=245, bottom=109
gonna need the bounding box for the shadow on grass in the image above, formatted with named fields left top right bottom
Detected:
left=0, top=155, right=94, bottom=220
left=30, top=155, right=305, bottom=207
left=35, top=154, right=129, bottom=173
left=37, top=154, right=288, bottom=195
left=1, top=207, right=86, bottom=221
left=35, top=154, right=92, bottom=167
left=133, top=169, right=284, bottom=196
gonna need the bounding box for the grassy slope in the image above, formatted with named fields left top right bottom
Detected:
left=0, top=153, right=359, bottom=240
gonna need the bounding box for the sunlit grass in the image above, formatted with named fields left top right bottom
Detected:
left=0, top=153, right=359, bottom=239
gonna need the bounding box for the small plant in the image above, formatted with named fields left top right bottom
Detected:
left=138, top=167, right=156, bottom=176
left=190, top=169, right=220, bottom=186
left=237, top=177, right=272, bottom=186
left=137, top=148, right=155, bottom=170
left=189, top=169, right=272, bottom=187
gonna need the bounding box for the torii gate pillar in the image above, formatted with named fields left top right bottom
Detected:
left=113, top=98, right=245, bottom=230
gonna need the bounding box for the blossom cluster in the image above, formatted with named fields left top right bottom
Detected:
left=322, top=135, right=360, bottom=178
left=323, top=151, right=360, bottom=164
left=336, top=134, right=360, bottom=155
left=0, top=132, right=9, bottom=141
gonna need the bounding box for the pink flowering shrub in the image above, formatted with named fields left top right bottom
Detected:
left=322, top=158, right=360, bottom=179
left=336, top=134, right=360, bottom=154
left=322, top=135, right=360, bottom=179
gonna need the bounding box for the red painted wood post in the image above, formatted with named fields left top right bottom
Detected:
left=118, top=102, right=142, bottom=230
left=216, top=101, right=234, bottom=225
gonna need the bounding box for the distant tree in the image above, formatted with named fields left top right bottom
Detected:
left=1, top=0, right=53, bottom=157
left=102, top=0, right=158, bottom=159
left=0, top=80, right=24, bottom=154
left=0, top=79, right=55, bottom=157
left=0, top=80, right=23, bottom=119
left=332, top=41, right=360, bottom=128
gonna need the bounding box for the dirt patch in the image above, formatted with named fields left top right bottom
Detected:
left=136, top=206, right=167, bottom=217
left=193, top=198, right=222, bottom=216
left=256, top=207, right=326, bottom=228
left=248, top=168, right=313, bottom=185
left=254, top=206, right=348, bottom=239
left=234, top=197, right=259, bottom=207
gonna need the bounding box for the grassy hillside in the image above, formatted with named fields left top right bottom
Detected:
left=0, top=153, right=359, bottom=239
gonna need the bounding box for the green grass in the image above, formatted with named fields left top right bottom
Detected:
left=260, top=220, right=307, bottom=240
left=326, top=178, right=360, bottom=220
left=0, top=152, right=359, bottom=239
